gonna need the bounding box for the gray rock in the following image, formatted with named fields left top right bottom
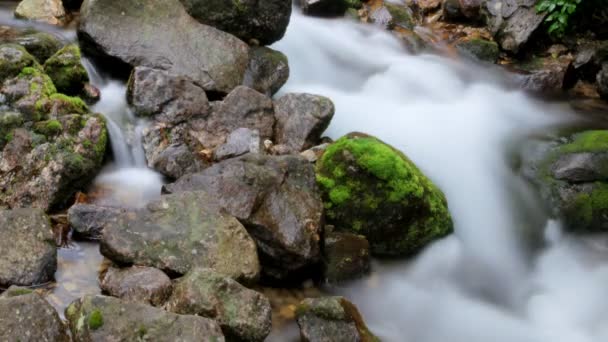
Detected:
left=455, top=38, right=500, bottom=63
left=0, top=208, right=56, bottom=287
left=551, top=152, right=608, bottom=182
left=68, top=204, right=123, bottom=240
left=598, top=63, right=608, bottom=100
left=14, top=0, right=67, bottom=26
left=65, top=295, right=225, bottom=341
left=164, top=154, right=323, bottom=279
left=296, top=296, right=378, bottom=342
left=127, top=66, right=210, bottom=124
left=179, top=0, right=291, bottom=45
left=166, top=268, right=272, bottom=342
left=0, top=44, right=37, bottom=83
left=7, top=32, right=63, bottom=63
left=243, top=46, right=289, bottom=96
left=100, top=191, right=260, bottom=283
left=484, top=0, right=547, bottom=53
left=323, top=231, right=371, bottom=285
left=100, top=266, right=172, bottom=306
left=273, top=93, right=335, bottom=154
left=214, top=128, right=262, bottom=161
left=0, top=292, right=69, bottom=341
left=368, top=3, right=414, bottom=30
left=78, top=0, right=249, bottom=93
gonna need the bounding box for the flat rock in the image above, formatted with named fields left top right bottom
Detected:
left=100, top=266, right=172, bottom=306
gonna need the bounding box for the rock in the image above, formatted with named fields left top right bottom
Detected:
left=0, top=44, right=37, bottom=83
left=484, top=0, right=547, bottom=53
left=0, top=111, right=107, bottom=210
left=100, top=191, right=260, bottom=282
left=214, top=128, right=262, bottom=161
left=443, top=0, right=484, bottom=21
left=301, top=143, right=330, bottom=163
left=0, top=292, right=69, bottom=341
left=14, top=0, right=67, bottom=26
left=65, top=295, right=225, bottom=341
left=243, top=46, right=290, bottom=96
left=455, top=38, right=499, bottom=63
left=0, top=285, right=34, bottom=298
left=598, top=63, right=608, bottom=100
left=0, top=208, right=56, bottom=287
left=522, top=130, right=608, bottom=232
left=67, top=204, right=123, bottom=240
left=142, top=86, right=275, bottom=179
left=323, top=231, right=370, bottom=285
left=164, top=154, right=323, bottom=279
left=7, top=31, right=63, bottom=63
left=179, top=0, right=291, bottom=45
left=78, top=0, right=249, bottom=93
left=273, top=93, right=335, bottom=154
left=166, top=268, right=272, bottom=341
left=127, top=66, right=209, bottom=124
left=296, top=296, right=378, bottom=342
left=43, top=44, right=89, bottom=96
left=369, top=3, right=414, bottom=30
left=316, top=133, right=453, bottom=256
left=100, top=266, right=172, bottom=306
left=300, top=0, right=360, bottom=17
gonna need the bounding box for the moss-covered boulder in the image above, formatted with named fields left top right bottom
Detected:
left=455, top=38, right=499, bottom=63
left=523, top=130, right=608, bottom=232
left=2, top=31, right=63, bottom=63
left=295, top=296, right=378, bottom=342
left=43, top=44, right=89, bottom=96
left=65, top=295, right=225, bottom=341
left=2, top=66, right=58, bottom=121
left=0, top=44, right=38, bottom=83
left=316, top=133, right=453, bottom=256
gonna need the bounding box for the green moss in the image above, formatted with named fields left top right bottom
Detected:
left=49, top=93, right=88, bottom=114
left=562, top=183, right=608, bottom=232
left=43, top=44, right=89, bottom=95
left=0, top=44, right=38, bottom=81
left=456, top=38, right=500, bottom=63
left=329, top=185, right=351, bottom=205
left=87, top=309, right=104, bottom=330
left=4, top=287, right=33, bottom=297
left=385, top=3, right=413, bottom=29
left=34, top=119, right=63, bottom=136
left=560, top=130, right=608, bottom=154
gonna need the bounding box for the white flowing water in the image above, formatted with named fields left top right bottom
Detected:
left=272, top=12, right=608, bottom=342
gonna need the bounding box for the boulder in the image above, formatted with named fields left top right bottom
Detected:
left=296, top=296, right=378, bottom=342
left=316, top=133, right=453, bottom=256
left=3, top=31, right=63, bottom=63
left=273, top=93, right=335, bottom=154
left=0, top=208, right=56, bottom=287
left=43, top=44, right=89, bottom=96
left=455, top=38, right=499, bottom=63
left=243, top=46, right=290, bottom=96
left=0, top=44, right=37, bottom=83
left=67, top=203, right=123, bottom=240
left=164, top=154, right=323, bottom=279
left=127, top=66, right=210, bottom=124
left=78, top=0, right=249, bottom=93
left=100, top=191, right=260, bottom=283
left=14, top=0, right=67, bottom=26
left=179, top=0, right=291, bottom=45
left=598, top=63, right=608, bottom=100
left=0, top=291, right=69, bottom=341
left=100, top=266, right=172, bottom=306
left=166, top=268, right=272, bottom=341
left=142, top=86, right=275, bottom=179
left=483, top=0, right=547, bottom=53
left=323, top=231, right=371, bottom=285
left=65, top=295, right=225, bottom=341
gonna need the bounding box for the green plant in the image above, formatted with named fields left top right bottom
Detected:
left=536, top=0, right=581, bottom=37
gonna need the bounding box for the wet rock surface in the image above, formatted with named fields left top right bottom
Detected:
left=100, top=191, right=260, bottom=282
left=243, top=46, right=290, bottom=96
left=323, top=231, right=371, bottom=285
left=164, top=154, right=323, bottom=279
left=68, top=204, right=123, bottom=240
left=100, top=266, right=172, bottom=306
left=66, top=294, right=225, bottom=341
left=0, top=208, right=56, bottom=287
left=166, top=268, right=272, bottom=341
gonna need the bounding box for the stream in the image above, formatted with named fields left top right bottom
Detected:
left=3, top=3, right=608, bottom=342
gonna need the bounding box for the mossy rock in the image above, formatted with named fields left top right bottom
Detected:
left=43, top=44, right=89, bottom=96
left=0, top=44, right=38, bottom=82
left=385, top=3, right=414, bottom=30
left=455, top=38, right=500, bottom=63
left=316, top=133, right=453, bottom=256
left=12, top=32, right=63, bottom=63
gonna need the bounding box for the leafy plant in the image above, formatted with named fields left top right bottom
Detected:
left=536, top=0, right=581, bottom=38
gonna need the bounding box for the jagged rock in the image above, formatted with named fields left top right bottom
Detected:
left=296, top=296, right=378, bottom=342
left=243, top=46, right=290, bottom=96
left=166, top=268, right=272, bottom=341
left=68, top=204, right=123, bottom=240
left=164, top=154, right=323, bottom=279
left=14, top=0, right=67, bottom=26
left=100, top=266, right=172, bottom=306
left=78, top=0, right=249, bottom=93
left=127, top=66, right=209, bottom=124
left=273, top=93, right=335, bottom=154
left=179, top=0, right=291, bottom=45
left=100, top=191, right=260, bottom=283
left=484, top=0, right=547, bottom=53
left=0, top=291, right=69, bottom=341
left=65, top=295, right=225, bottom=341
left=0, top=208, right=56, bottom=287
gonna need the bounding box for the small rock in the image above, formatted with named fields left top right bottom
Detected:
left=323, top=231, right=371, bottom=285
left=65, top=295, right=225, bottom=341
left=100, top=266, right=172, bottom=306
left=296, top=296, right=378, bottom=342
left=369, top=3, right=414, bottom=30
left=243, top=46, right=290, bottom=96
left=300, top=143, right=330, bottom=163
left=0, top=208, right=56, bottom=287
left=455, top=38, right=499, bottom=63
left=67, top=204, right=123, bottom=240
left=14, top=0, right=67, bottom=26
left=0, top=292, right=69, bottom=341
left=166, top=268, right=272, bottom=342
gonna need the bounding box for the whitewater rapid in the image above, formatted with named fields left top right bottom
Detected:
left=273, top=12, right=608, bottom=342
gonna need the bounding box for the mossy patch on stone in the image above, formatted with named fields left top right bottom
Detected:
left=43, top=44, right=89, bottom=95
left=456, top=38, right=500, bottom=63
left=559, top=130, right=608, bottom=154
left=87, top=309, right=104, bottom=330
